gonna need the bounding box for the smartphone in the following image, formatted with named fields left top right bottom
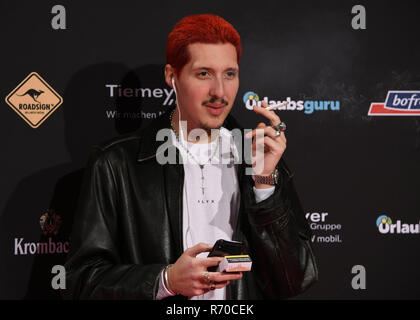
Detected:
left=207, top=239, right=245, bottom=257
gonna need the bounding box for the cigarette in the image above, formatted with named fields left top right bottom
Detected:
left=265, top=101, right=288, bottom=111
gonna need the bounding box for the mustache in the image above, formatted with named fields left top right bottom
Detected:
left=202, top=97, right=228, bottom=106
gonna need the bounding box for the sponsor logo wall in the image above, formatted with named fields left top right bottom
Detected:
left=1, top=1, right=419, bottom=300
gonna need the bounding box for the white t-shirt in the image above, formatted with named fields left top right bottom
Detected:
left=156, top=128, right=274, bottom=300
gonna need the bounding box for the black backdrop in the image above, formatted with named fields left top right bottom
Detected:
left=1, top=0, right=419, bottom=300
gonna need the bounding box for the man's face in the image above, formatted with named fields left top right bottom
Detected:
left=173, top=42, right=239, bottom=132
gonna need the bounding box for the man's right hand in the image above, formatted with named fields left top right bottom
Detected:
left=167, top=242, right=243, bottom=297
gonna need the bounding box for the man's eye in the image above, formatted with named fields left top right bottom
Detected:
left=198, top=71, right=209, bottom=77
left=226, top=71, right=237, bottom=78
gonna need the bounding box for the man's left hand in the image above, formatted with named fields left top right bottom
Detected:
left=245, top=101, right=287, bottom=187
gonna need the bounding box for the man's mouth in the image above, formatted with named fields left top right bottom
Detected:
left=204, top=103, right=226, bottom=116
left=205, top=103, right=225, bottom=109
left=203, top=99, right=228, bottom=116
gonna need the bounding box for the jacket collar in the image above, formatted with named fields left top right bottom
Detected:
left=136, top=107, right=173, bottom=162
left=136, top=107, right=243, bottom=162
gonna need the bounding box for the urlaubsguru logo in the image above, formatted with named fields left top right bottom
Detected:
left=376, top=215, right=420, bottom=234
left=243, top=91, right=340, bottom=114
left=368, top=91, right=420, bottom=116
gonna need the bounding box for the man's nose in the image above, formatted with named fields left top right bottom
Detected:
left=209, top=77, right=225, bottom=99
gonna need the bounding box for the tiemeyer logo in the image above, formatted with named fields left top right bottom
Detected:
left=243, top=91, right=340, bottom=114
left=376, top=215, right=420, bottom=234
left=14, top=209, right=69, bottom=255
left=105, top=84, right=175, bottom=120
left=5, top=72, right=63, bottom=128
left=106, top=84, right=176, bottom=105
left=368, top=91, right=420, bottom=116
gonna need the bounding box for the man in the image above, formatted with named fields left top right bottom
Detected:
left=63, top=14, right=317, bottom=300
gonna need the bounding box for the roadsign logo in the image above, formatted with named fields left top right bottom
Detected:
left=5, top=72, right=63, bottom=128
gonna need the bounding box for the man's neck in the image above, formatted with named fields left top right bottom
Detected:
left=171, top=108, right=220, bottom=144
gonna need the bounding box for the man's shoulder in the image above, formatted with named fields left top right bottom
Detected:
left=86, top=109, right=171, bottom=165
left=85, top=130, right=143, bottom=168
left=94, top=131, right=141, bottom=153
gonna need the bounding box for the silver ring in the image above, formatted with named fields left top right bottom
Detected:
left=272, top=121, right=286, bottom=132
left=210, top=281, right=215, bottom=290
left=273, top=130, right=281, bottom=138
left=203, top=272, right=210, bottom=284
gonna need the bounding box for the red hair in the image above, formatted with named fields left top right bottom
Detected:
left=166, top=14, right=242, bottom=75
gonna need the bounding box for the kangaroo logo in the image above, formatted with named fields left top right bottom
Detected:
left=17, top=89, right=44, bottom=102
left=5, top=72, right=63, bottom=128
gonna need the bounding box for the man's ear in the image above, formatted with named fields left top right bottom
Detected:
left=164, top=64, right=175, bottom=88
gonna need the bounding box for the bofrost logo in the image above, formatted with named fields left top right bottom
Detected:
left=243, top=91, right=340, bottom=114
left=376, top=215, right=420, bottom=234
left=368, top=91, right=420, bottom=116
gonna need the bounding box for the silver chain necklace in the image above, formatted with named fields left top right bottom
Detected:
left=170, top=110, right=220, bottom=196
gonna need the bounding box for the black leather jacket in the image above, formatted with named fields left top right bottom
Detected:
left=63, top=109, right=318, bottom=300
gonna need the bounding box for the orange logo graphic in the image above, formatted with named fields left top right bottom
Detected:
left=5, top=72, right=63, bottom=128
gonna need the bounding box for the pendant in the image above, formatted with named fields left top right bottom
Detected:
left=199, top=164, right=205, bottom=196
